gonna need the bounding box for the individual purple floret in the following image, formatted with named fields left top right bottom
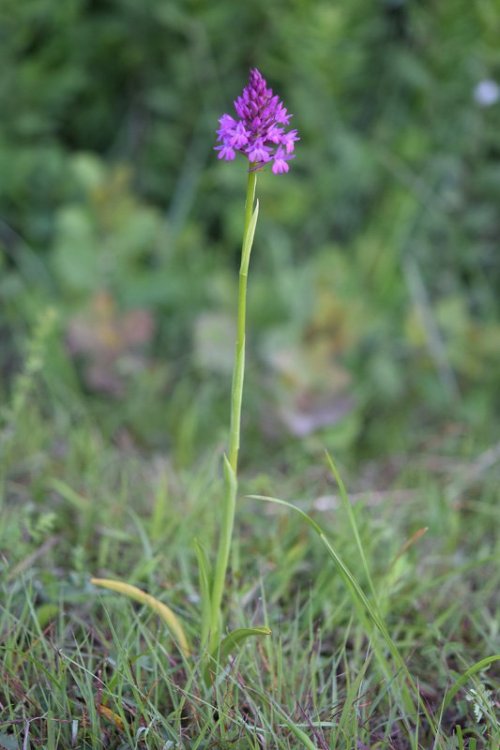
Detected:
left=215, top=68, right=299, bottom=174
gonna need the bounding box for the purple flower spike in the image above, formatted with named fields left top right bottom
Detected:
left=215, top=68, right=298, bottom=174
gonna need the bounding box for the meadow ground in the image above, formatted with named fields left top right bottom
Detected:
left=1, top=382, right=498, bottom=749
left=1, top=5, right=500, bottom=746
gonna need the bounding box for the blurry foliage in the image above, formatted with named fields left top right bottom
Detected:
left=66, top=290, right=155, bottom=397
left=52, top=155, right=165, bottom=298
left=1, top=0, right=500, bottom=461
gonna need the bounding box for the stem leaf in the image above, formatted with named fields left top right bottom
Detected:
left=216, top=625, right=271, bottom=663
left=241, top=198, right=259, bottom=273
left=204, top=626, right=271, bottom=684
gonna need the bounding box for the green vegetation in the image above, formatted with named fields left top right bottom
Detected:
left=1, top=1, right=499, bottom=748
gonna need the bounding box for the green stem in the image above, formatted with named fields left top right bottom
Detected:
left=208, top=168, right=258, bottom=654
left=229, top=168, right=257, bottom=473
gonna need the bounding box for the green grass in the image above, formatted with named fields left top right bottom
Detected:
left=1, top=388, right=499, bottom=750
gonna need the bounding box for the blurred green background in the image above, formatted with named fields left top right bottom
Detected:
left=1, top=0, right=499, bottom=467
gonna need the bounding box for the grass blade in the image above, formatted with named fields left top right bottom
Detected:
left=248, top=494, right=437, bottom=732
left=325, top=451, right=377, bottom=601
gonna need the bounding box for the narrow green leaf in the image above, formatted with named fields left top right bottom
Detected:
left=241, top=199, right=259, bottom=275
left=442, top=654, right=500, bottom=711
left=36, top=603, right=59, bottom=629
left=215, top=626, right=271, bottom=664
left=222, top=452, right=237, bottom=496
left=193, top=538, right=212, bottom=649
left=249, top=494, right=323, bottom=533
left=270, top=704, right=320, bottom=750
left=325, top=451, right=377, bottom=601
left=204, top=626, right=271, bottom=686
left=47, top=478, right=88, bottom=510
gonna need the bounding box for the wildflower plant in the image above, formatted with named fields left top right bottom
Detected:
left=92, top=69, right=298, bottom=679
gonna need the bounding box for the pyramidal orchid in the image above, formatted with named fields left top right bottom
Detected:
left=215, top=68, right=299, bottom=174
left=208, top=69, right=298, bottom=660
left=91, top=69, right=296, bottom=686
